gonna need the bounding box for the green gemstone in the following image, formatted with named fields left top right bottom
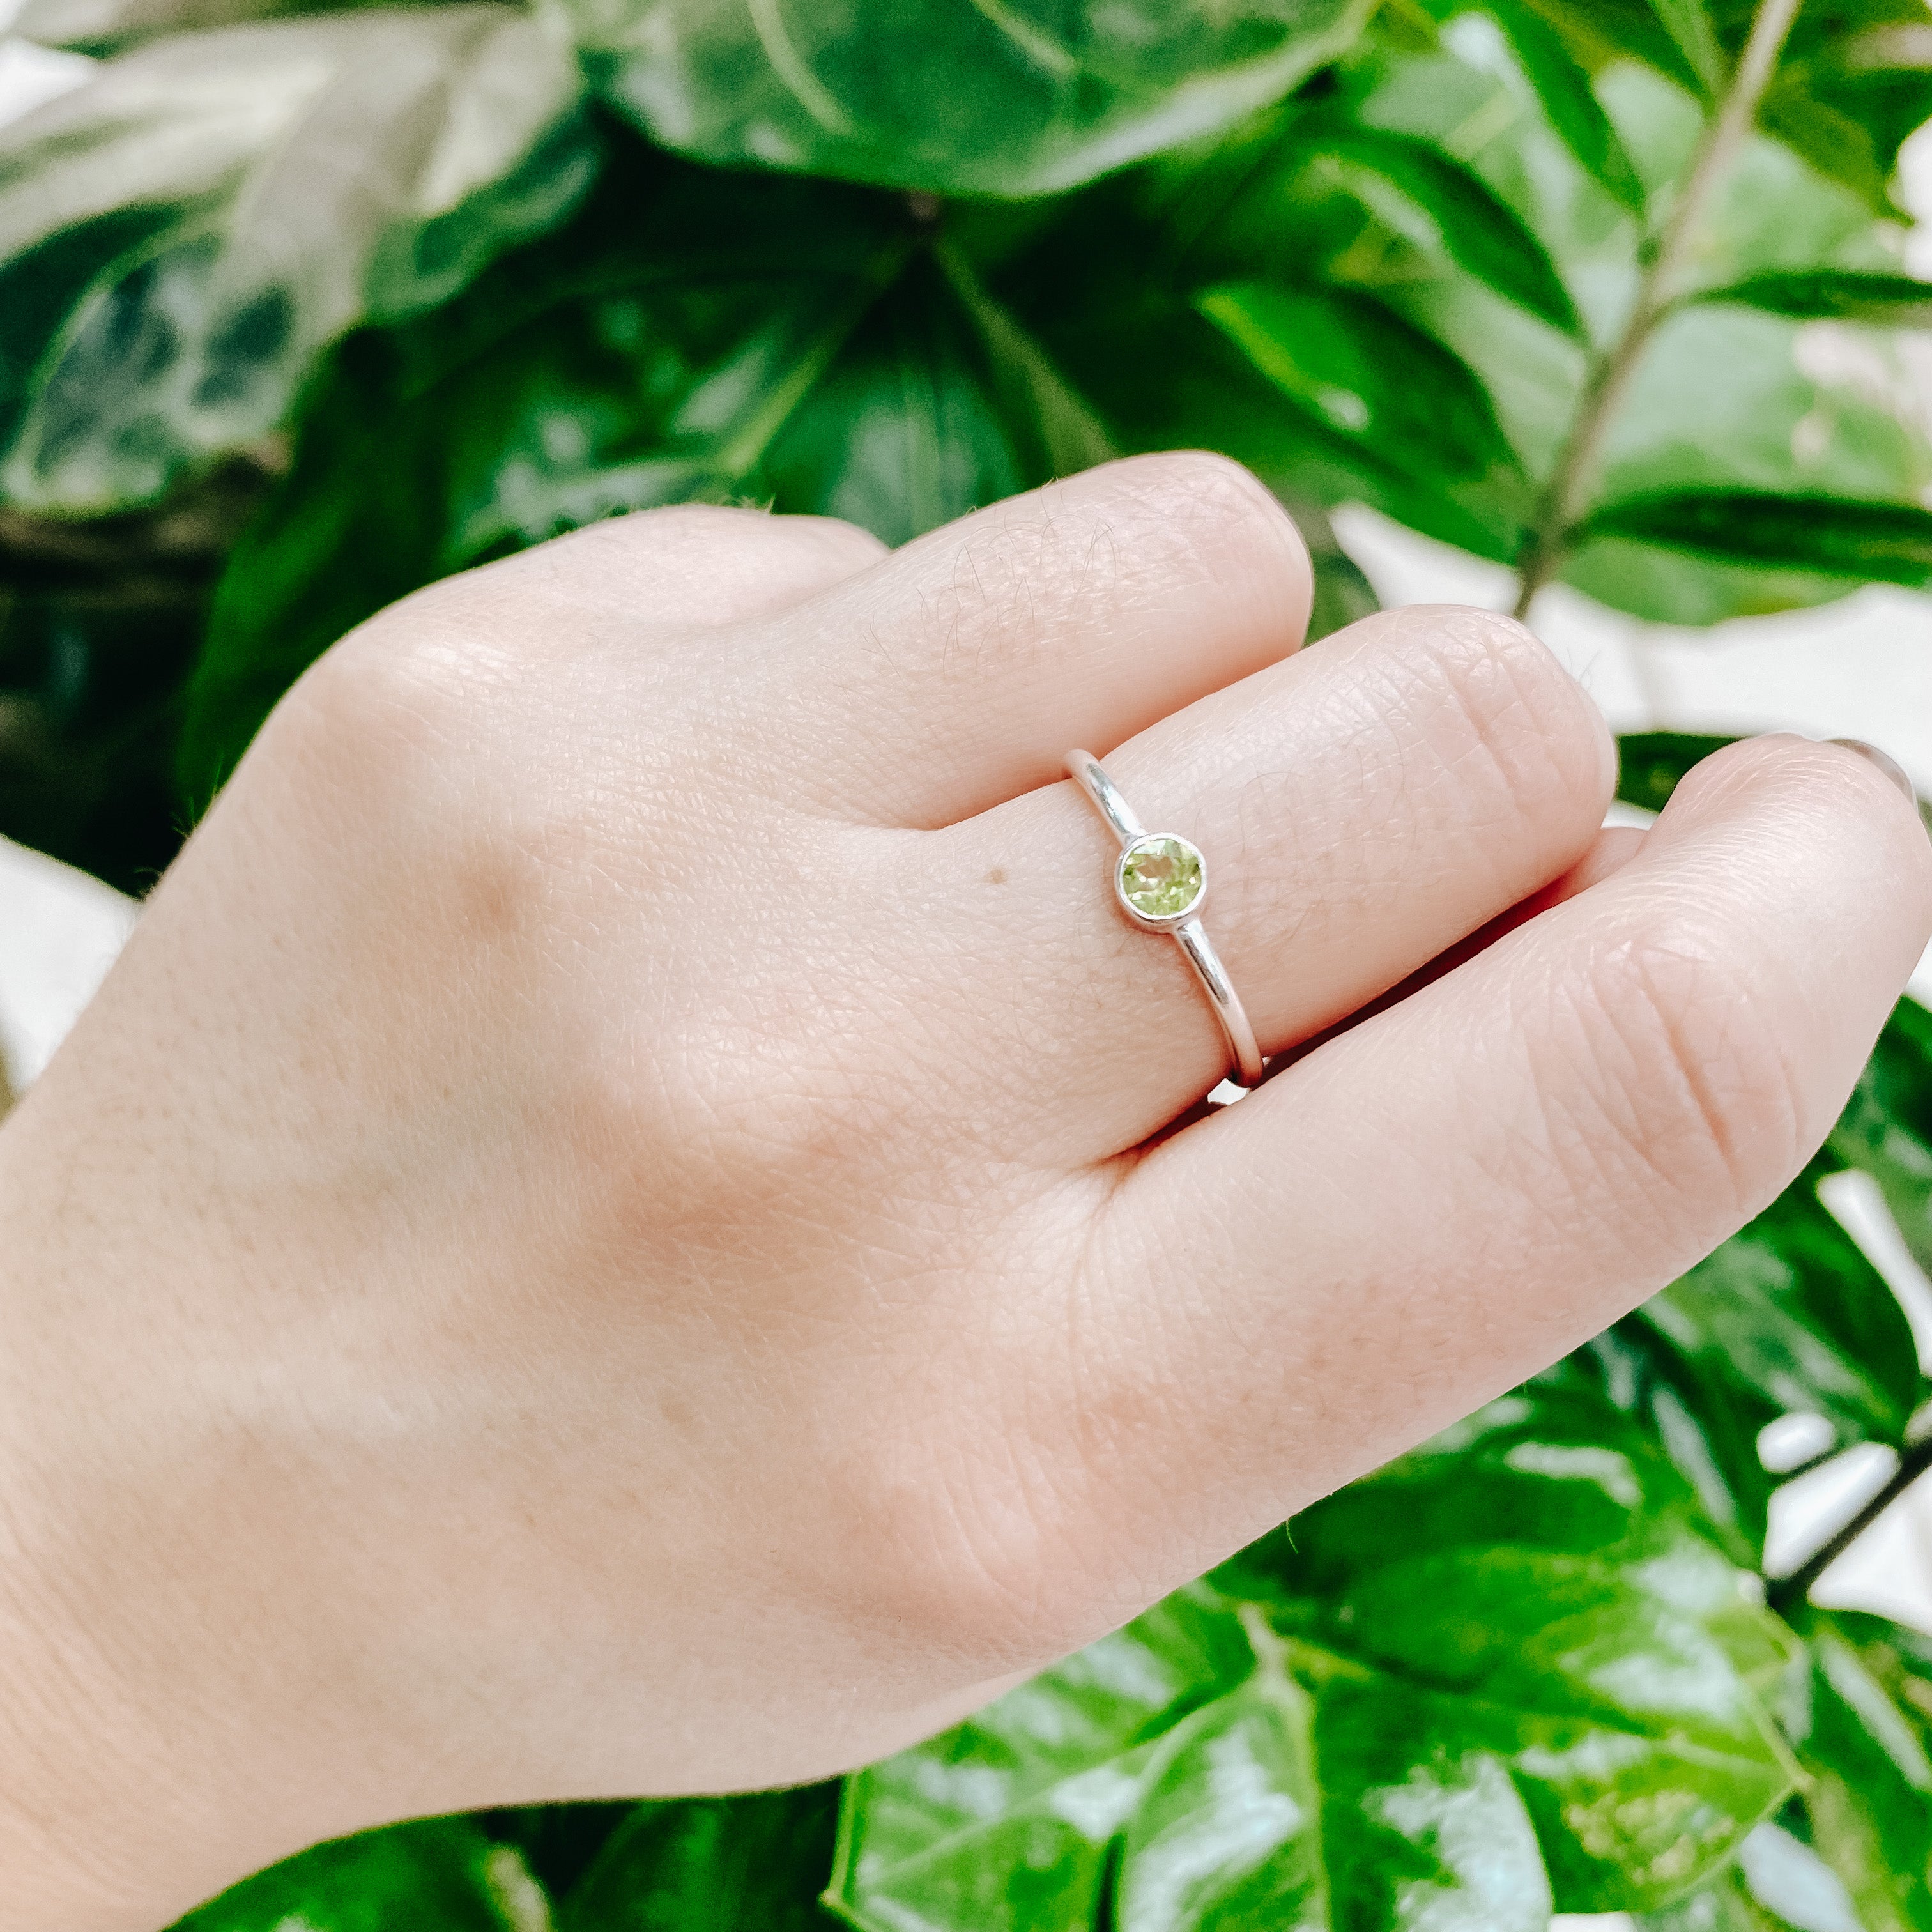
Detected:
left=1121, top=835, right=1204, bottom=918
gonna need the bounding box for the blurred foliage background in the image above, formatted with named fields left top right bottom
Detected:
left=5, top=0, right=1932, bottom=1926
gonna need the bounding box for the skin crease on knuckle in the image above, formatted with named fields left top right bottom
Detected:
left=6, top=457, right=1932, bottom=1932
left=770, top=452, right=1315, bottom=821
left=1247, top=606, right=1609, bottom=921
left=915, top=454, right=1305, bottom=689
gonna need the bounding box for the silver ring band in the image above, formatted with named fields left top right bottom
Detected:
left=1064, top=750, right=1264, bottom=1089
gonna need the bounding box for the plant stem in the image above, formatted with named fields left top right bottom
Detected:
left=1767, top=1436, right=1932, bottom=1616
left=1510, top=0, right=1803, bottom=619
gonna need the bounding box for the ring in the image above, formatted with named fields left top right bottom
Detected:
left=1064, top=750, right=1265, bottom=1089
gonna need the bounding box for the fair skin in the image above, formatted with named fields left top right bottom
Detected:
left=0, top=454, right=1927, bottom=1932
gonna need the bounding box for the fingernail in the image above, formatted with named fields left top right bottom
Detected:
left=1828, top=738, right=1918, bottom=804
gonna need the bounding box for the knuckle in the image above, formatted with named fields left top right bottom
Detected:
left=769, top=510, right=892, bottom=568
left=574, top=501, right=770, bottom=549
left=268, top=629, right=456, bottom=788
left=1108, top=449, right=1310, bottom=581
left=1385, top=604, right=1607, bottom=839
left=1685, top=733, right=1912, bottom=834
left=539, top=503, right=886, bottom=623
left=1551, top=919, right=1805, bottom=1238
left=272, top=611, right=483, bottom=780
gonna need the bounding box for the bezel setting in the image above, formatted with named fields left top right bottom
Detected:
left=1114, top=832, right=1208, bottom=930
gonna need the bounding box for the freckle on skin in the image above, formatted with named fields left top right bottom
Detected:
left=985, top=868, right=1006, bottom=885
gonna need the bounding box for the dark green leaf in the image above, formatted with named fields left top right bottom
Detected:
left=1576, top=493, right=1932, bottom=590
left=1757, top=2, right=1932, bottom=217
left=168, top=1817, right=521, bottom=1931
left=0, top=7, right=595, bottom=514
left=1199, top=279, right=1529, bottom=551
left=0, top=463, right=266, bottom=889
left=178, top=148, right=1107, bottom=799
left=1605, top=1166, right=1926, bottom=1557
left=1784, top=1611, right=1932, bottom=1932
left=1498, top=0, right=1715, bottom=96
left=564, top=0, right=1373, bottom=199
left=1646, top=0, right=1723, bottom=95
left=832, top=1384, right=1795, bottom=1929
left=972, top=96, right=1549, bottom=560
left=560, top=1786, right=838, bottom=1930
left=483, top=1803, right=634, bottom=1902
left=1290, top=124, right=1584, bottom=335
left=1830, top=996, right=1932, bottom=1284
left=1698, top=270, right=1932, bottom=326
left=1614, top=730, right=1737, bottom=813
left=1478, top=0, right=1648, bottom=209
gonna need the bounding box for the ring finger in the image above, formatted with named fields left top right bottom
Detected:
left=910, top=599, right=1616, bottom=1159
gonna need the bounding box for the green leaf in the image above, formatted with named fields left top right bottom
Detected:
left=1111, top=1657, right=1331, bottom=1932
left=1830, top=995, right=1932, bottom=1285
left=177, top=146, right=1107, bottom=799
left=1813, top=1611, right=1932, bottom=1762
left=160, top=12, right=1932, bottom=802
left=1274, top=1386, right=1798, bottom=1910
left=1638, top=1823, right=1864, bottom=1931
left=1646, top=1174, right=1922, bottom=1457
left=1614, top=730, right=1736, bottom=814
left=1678, top=125, right=1909, bottom=300
left=169, top=1817, right=525, bottom=1931
left=1289, top=123, right=1585, bottom=335
left=562, top=0, right=1374, bottom=199
left=1784, top=1611, right=1932, bottom=1932
left=1606, top=1166, right=1926, bottom=1557
left=1698, top=270, right=1932, bottom=327
left=560, top=1786, right=838, bottom=1930
left=0, top=6, right=595, bottom=514
left=1199, top=279, right=1529, bottom=554
left=1758, top=1, right=1932, bottom=217
left=1312, top=34, right=1932, bottom=628
left=1492, top=0, right=1714, bottom=97
left=1505, top=0, right=1924, bottom=216
left=1475, top=0, right=1648, bottom=210
left=1558, top=293, right=1932, bottom=625
left=1646, top=0, right=1723, bottom=96
left=484, top=1804, right=634, bottom=1902
left=1576, top=492, right=1932, bottom=592
left=832, top=1384, right=1796, bottom=1929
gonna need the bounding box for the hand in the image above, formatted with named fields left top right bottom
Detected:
left=1, top=455, right=1926, bottom=1931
